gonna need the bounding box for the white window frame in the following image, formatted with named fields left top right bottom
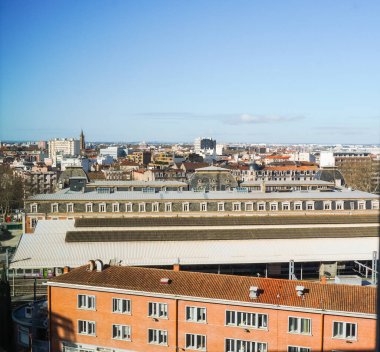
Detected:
left=112, top=203, right=119, bottom=212
left=66, top=203, right=74, bottom=213
left=85, top=203, right=93, bottom=213
left=358, top=200, right=366, bottom=210
left=244, top=202, right=253, bottom=211
left=350, top=201, right=355, bottom=210
left=112, top=298, right=131, bottom=314
left=186, top=306, right=207, bottom=323
left=282, top=202, right=290, bottom=211
left=51, top=203, right=59, bottom=213
left=30, top=217, right=38, bottom=229
left=323, top=201, right=332, bottom=210
left=270, top=202, right=278, bottom=211
left=112, top=324, right=131, bottom=341
left=99, top=203, right=107, bottom=212
left=125, top=202, right=133, bottom=212
left=182, top=202, right=190, bottom=212
left=165, top=202, right=172, bottom=212
left=371, top=200, right=379, bottom=210
left=288, top=316, right=311, bottom=335
left=138, top=202, right=146, bottom=212
left=148, top=329, right=167, bottom=346
left=200, top=202, right=207, bottom=212
left=232, top=202, right=241, bottom=211
left=306, top=201, right=314, bottom=211
left=257, top=202, right=266, bottom=211
left=30, top=203, right=38, bottom=213
left=148, top=302, right=168, bottom=319
left=218, top=202, right=225, bottom=212
left=77, top=294, right=96, bottom=310
left=225, top=310, right=268, bottom=329
left=294, top=201, right=302, bottom=211
left=225, top=338, right=267, bottom=352
left=77, top=320, right=96, bottom=336
left=152, top=202, right=159, bottom=212
left=335, top=201, right=344, bottom=210
left=185, top=333, right=206, bottom=351
left=288, top=346, right=311, bottom=352
left=332, top=321, right=357, bottom=340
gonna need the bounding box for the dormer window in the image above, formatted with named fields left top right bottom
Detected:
left=139, top=203, right=146, bottom=212
left=270, top=202, right=278, bottom=211
left=51, top=203, right=58, bottom=213
left=85, top=203, right=93, bottom=213
left=323, top=201, right=332, bottom=210
left=30, top=203, right=38, bottom=213
left=200, top=202, right=207, bottom=212
left=294, top=202, right=302, bottom=211
left=67, top=203, right=74, bottom=213
left=99, top=203, right=106, bottom=212
left=112, top=203, right=119, bottom=212
left=165, top=203, right=172, bottom=212
left=232, top=202, right=241, bottom=211
left=306, top=201, right=314, bottom=211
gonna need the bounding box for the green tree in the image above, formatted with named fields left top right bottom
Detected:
left=0, top=165, right=24, bottom=220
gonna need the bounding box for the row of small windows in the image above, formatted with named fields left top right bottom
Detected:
left=77, top=295, right=358, bottom=340
left=30, top=200, right=378, bottom=213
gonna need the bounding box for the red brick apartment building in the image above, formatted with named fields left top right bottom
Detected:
left=47, top=263, right=376, bottom=352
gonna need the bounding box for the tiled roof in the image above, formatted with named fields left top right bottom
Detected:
left=49, top=265, right=376, bottom=315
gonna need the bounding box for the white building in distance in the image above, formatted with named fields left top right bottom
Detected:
left=48, top=138, right=80, bottom=165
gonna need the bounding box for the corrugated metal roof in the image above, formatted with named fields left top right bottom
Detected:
left=10, top=220, right=379, bottom=270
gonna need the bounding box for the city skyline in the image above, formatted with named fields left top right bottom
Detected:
left=1, top=0, right=379, bottom=144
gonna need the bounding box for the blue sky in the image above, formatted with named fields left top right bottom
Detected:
left=1, top=0, right=379, bottom=144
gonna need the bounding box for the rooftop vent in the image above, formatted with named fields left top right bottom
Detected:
left=87, top=260, right=95, bottom=271
left=249, top=286, right=259, bottom=299
left=160, top=278, right=171, bottom=285
left=95, top=259, right=103, bottom=272
left=296, top=285, right=305, bottom=296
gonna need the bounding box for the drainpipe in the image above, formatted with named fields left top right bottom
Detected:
left=320, top=312, right=325, bottom=352
left=48, top=285, right=52, bottom=352
left=175, top=297, right=179, bottom=352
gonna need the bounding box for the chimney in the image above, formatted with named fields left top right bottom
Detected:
left=173, top=264, right=180, bottom=272
left=63, top=266, right=70, bottom=274
left=321, top=276, right=327, bottom=284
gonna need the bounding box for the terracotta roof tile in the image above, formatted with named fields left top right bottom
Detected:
left=49, top=265, right=376, bottom=315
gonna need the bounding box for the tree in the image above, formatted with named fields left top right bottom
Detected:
left=0, top=164, right=24, bottom=221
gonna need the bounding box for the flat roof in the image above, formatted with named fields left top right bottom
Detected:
left=10, top=220, right=379, bottom=270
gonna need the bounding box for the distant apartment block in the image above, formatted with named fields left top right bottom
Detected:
left=48, top=138, right=80, bottom=164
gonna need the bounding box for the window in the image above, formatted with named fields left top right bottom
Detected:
left=200, top=202, right=207, bottom=211
left=225, top=338, right=267, bottom=352
left=288, top=347, right=311, bottom=352
left=112, top=203, right=119, bottom=212
left=99, top=203, right=106, bottom=212
left=126, top=202, right=133, bottom=212
left=186, top=333, right=206, bottom=351
left=350, top=201, right=355, bottom=210
left=372, top=200, right=379, bottom=210
left=148, top=302, right=168, bottom=318
left=31, top=203, right=38, bottom=213
left=112, top=298, right=131, bottom=314
left=78, top=320, right=96, bottom=336
left=218, top=202, right=225, bottom=212
left=306, top=202, right=314, bottom=211
left=226, top=310, right=268, bottom=329
left=323, top=201, right=331, bottom=210
left=258, top=202, right=265, bottom=211
left=333, top=321, right=357, bottom=340
left=51, top=203, right=58, bottom=213
left=288, top=317, right=311, bottom=335
left=281, top=202, right=290, bottom=211
left=294, top=202, right=302, bottom=210
left=152, top=202, right=160, bottom=212
left=148, top=329, right=167, bottom=345
left=139, top=203, right=146, bottom=212
left=112, top=324, right=131, bottom=340
left=358, top=201, right=366, bottom=210
left=67, top=203, right=74, bottom=212
left=85, top=203, right=93, bottom=212
left=77, top=294, right=96, bottom=310
left=233, top=202, right=241, bottom=211
left=245, top=202, right=253, bottom=211
left=270, top=202, right=278, bottom=211
left=335, top=201, right=344, bottom=210
left=30, top=218, right=38, bottom=228
left=165, top=202, right=172, bottom=212
left=186, top=306, right=206, bottom=323
left=182, top=202, right=189, bottom=212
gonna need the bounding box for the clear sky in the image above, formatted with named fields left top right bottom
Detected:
left=1, top=0, right=379, bottom=144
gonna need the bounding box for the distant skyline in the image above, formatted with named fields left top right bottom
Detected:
left=1, top=0, right=379, bottom=144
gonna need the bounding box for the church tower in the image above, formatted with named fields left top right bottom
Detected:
left=80, top=130, right=85, bottom=152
